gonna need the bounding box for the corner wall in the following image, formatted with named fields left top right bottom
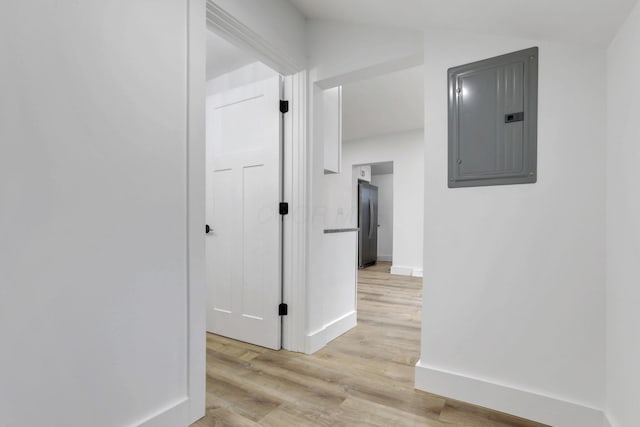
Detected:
left=418, top=29, right=607, bottom=427
left=605, top=2, right=640, bottom=426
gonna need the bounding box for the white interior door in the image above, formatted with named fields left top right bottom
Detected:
left=206, top=75, right=282, bottom=350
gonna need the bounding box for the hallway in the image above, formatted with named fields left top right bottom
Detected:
left=193, top=264, right=546, bottom=426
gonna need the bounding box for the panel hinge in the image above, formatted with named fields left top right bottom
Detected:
left=280, top=100, right=289, bottom=114
left=279, top=202, right=289, bottom=215
left=278, top=303, right=288, bottom=316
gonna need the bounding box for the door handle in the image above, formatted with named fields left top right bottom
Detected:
left=368, top=202, right=374, bottom=238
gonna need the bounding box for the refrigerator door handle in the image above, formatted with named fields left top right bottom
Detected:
left=369, top=200, right=374, bottom=238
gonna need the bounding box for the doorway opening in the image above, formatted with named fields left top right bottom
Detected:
left=196, top=4, right=425, bottom=426
left=355, top=161, right=394, bottom=269
left=321, top=62, right=425, bottom=312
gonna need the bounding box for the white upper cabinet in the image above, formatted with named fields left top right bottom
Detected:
left=323, top=86, right=342, bottom=174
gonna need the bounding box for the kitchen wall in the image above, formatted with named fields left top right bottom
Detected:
left=417, top=29, right=607, bottom=427
left=605, top=2, right=640, bottom=426
left=371, top=173, right=394, bottom=262
left=323, top=130, right=424, bottom=276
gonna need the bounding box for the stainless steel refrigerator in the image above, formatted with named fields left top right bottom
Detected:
left=358, top=182, right=378, bottom=268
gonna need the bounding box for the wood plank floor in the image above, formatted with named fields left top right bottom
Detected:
left=192, top=262, right=548, bottom=427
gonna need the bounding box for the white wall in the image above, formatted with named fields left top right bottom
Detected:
left=211, top=0, right=306, bottom=72
left=0, top=1, right=204, bottom=426
left=605, top=3, right=640, bottom=426
left=206, top=31, right=255, bottom=80
left=307, top=20, right=423, bottom=84
left=341, top=65, right=424, bottom=141
left=417, top=29, right=607, bottom=427
left=323, top=130, right=424, bottom=276
left=206, top=62, right=277, bottom=95
left=371, top=173, right=394, bottom=262
left=306, top=230, right=358, bottom=352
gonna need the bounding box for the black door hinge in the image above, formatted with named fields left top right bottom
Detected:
left=279, top=303, right=288, bottom=316
left=280, top=100, right=289, bottom=114
left=279, top=202, right=289, bottom=215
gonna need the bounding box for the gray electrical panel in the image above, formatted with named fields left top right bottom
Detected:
left=448, top=47, right=538, bottom=188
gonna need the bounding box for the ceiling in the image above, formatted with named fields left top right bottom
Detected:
left=342, top=65, right=424, bottom=142
left=288, top=0, right=638, bottom=46
left=206, top=31, right=255, bottom=80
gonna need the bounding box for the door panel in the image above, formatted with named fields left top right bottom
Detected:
left=242, top=163, right=271, bottom=320
left=210, top=168, right=234, bottom=312
left=206, top=75, right=282, bottom=350
left=458, top=63, right=525, bottom=176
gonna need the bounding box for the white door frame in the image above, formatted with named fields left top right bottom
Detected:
left=186, top=1, right=207, bottom=423
left=204, top=0, right=307, bottom=352
left=186, top=3, right=308, bottom=422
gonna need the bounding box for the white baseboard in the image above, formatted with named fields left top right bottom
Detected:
left=377, top=255, right=392, bottom=262
left=135, top=398, right=189, bottom=427
left=305, top=311, right=357, bottom=354
left=390, top=265, right=423, bottom=278
left=390, top=265, right=412, bottom=276
left=415, top=361, right=605, bottom=427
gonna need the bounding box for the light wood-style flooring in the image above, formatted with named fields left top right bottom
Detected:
left=192, top=262, right=548, bottom=427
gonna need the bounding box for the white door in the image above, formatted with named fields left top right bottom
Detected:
left=206, top=75, right=282, bottom=350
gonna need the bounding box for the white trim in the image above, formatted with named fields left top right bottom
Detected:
left=412, top=268, right=423, bottom=278
left=377, top=255, right=393, bottom=262
left=415, top=361, right=605, bottom=427
left=305, top=311, right=357, bottom=354
left=281, top=71, right=308, bottom=352
left=205, top=1, right=303, bottom=75
left=134, top=398, right=189, bottom=427
left=187, top=0, right=206, bottom=423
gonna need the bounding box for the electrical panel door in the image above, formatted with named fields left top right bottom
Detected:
left=448, top=47, right=538, bottom=188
